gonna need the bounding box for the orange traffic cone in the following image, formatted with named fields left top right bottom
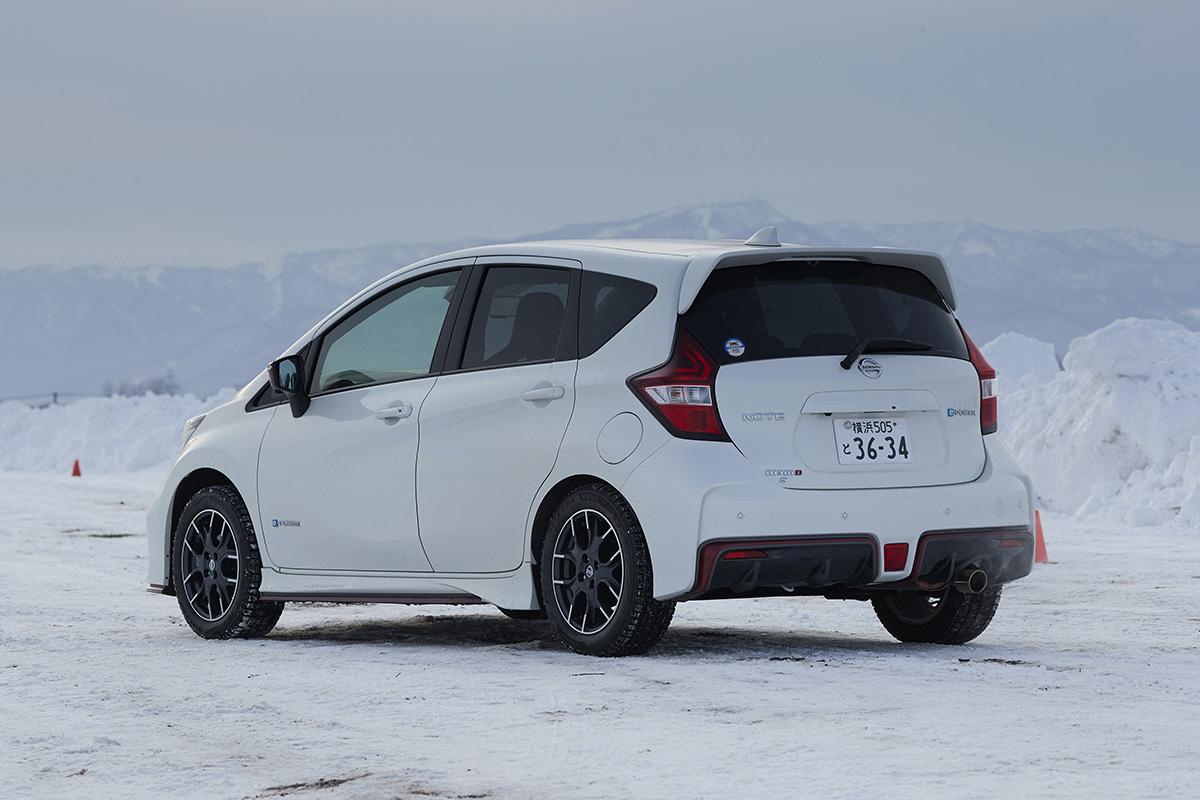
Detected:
left=71, top=459, right=81, bottom=478
left=1034, top=509, right=1050, bottom=564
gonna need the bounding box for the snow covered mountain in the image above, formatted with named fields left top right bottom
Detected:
left=4, top=200, right=1198, bottom=397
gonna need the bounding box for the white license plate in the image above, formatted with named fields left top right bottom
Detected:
left=834, top=417, right=912, bottom=465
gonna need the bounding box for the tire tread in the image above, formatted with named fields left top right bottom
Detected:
left=872, top=586, right=1002, bottom=645
left=174, top=485, right=284, bottom=639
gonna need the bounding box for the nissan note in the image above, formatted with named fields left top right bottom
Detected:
left=147, top=229, right=1036, bottom=656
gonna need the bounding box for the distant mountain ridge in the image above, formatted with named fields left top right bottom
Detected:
left=4, top=200, right=1198, bottom=396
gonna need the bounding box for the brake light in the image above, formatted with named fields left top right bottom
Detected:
left=960, top=325, right=998, bottom=434
left=628, top=326, right=729, bottom=441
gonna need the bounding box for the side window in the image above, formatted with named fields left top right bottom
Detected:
left=460, top=266, right=570, bottom=370
left=579, top=271, right=657, bottom=357
left=312, top=269, right=462, bottom=393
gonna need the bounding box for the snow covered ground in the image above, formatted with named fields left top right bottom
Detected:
left=2, top=470, right=1198, bottom=799
left=3, top=317, right=1200, bottom=797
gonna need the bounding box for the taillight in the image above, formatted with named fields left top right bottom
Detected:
left=628, top=325, right=729, bottom=441
left=960, top=325, right=998, bottom=434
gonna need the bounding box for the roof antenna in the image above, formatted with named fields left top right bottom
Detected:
left=744, top=226, right=781, bottom=247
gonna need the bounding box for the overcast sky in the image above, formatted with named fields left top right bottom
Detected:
left=2, top=0, right=1197, bottom=266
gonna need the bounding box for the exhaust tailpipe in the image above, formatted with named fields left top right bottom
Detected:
left=954, top=568, right=989, bottom=595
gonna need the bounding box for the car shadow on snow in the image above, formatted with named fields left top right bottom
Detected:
left=267, top=611, right=914, bottom=660
left=269, top=612, right=560, bottom=649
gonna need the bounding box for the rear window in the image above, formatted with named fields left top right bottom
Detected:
left=683, top=261, right=968, bottom=365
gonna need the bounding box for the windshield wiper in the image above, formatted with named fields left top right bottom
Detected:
left=840, top=337, right=933, bottom=370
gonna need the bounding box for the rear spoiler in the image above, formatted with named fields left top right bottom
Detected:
left=677, top=246, right=957, bottom=314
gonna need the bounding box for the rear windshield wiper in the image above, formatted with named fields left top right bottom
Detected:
left=840, top=337, right=933, bottom=370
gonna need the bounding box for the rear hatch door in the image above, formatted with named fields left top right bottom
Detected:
left=683, top=259, right=985, bottom=490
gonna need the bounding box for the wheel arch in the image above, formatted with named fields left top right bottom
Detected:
left=530, top=473, right=676, bottom=655
left=528, top=474, right=622, bottom=566
left=164, top=468, right=242, bottom=595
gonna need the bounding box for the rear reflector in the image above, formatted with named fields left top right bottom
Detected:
left=883, top=542, right=909, bottom=572
left=722, top=549, right=768, bottom=561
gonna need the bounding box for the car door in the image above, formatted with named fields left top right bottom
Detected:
left=257, top=264, right=469, bottom=572
left=416, top=259, right=579, bottom=573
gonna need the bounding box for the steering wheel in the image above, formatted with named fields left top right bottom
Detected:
left=321, top=369, right=375, bottom=391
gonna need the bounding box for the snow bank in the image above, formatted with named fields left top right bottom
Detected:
left=997, top=318, right=1200, bottom=528
left=981, top=332, right=1060, bottom=389
left=2, top=318, right=1197, bottom=531
left=0, top=390, right=236, bottom=473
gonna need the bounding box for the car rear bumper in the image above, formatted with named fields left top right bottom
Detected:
left=685, top=535, right=877, bottom=599
left=888, top=526, right=1033, bottom=591
left=621, top=434, right=1036, bottom=600
left=680, top=526, right=1032, bottom=600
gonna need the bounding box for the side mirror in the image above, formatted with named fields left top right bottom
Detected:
left=268, top=354, right=311, bottom=418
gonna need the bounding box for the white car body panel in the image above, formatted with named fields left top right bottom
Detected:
left=255, top=564, right=535, bottom=610
left=256, top=376, right=437, bottom=571
left=715, top=354, right=987, bottom=490
left=147, top=238, right=1034, bottom=612
left=621, top=434, right=1033, bottom=600
left=144, top=381, right=273, bottom=585
left=417, top=358, right=577, bottom=572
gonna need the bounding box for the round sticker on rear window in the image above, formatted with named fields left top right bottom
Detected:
left=724, top=338, right=746, bottom=357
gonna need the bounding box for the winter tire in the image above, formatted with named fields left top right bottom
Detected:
left=171, top=486, right=284, bottom=639
left=540, top=484, right=674, bottom=657
left=872, top=585, right=1002, bottom=644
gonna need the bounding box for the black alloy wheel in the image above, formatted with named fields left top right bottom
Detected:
left=882, top=590, right=947, bottom=626
left=551, top=507, right=625, bottom=635
left=179, top=508, right=240, bottom=622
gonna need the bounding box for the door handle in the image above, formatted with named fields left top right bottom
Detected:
left=521, top=385, right=565, bottom=402
left=375, top=402, right=413, bottom=422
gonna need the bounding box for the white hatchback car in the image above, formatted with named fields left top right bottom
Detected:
left=148, top=229, right=1036, bottom=656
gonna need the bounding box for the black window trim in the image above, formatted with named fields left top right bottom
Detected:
left=440, top=263, right=581, bottom=377
left=302, top=264, right=472, bottom=400
left=245, top=383, right=284, bottom=413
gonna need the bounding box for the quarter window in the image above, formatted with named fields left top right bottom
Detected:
left=460, top=266, right=570, bottom=370
left=312, top=269, right=462, bottom=393
left=579, top=271, right=656, bottom=357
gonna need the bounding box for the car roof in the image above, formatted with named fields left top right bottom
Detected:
left=395, top=238, right=958, bottom=313
left=280, top=237, right=956, bottom=369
